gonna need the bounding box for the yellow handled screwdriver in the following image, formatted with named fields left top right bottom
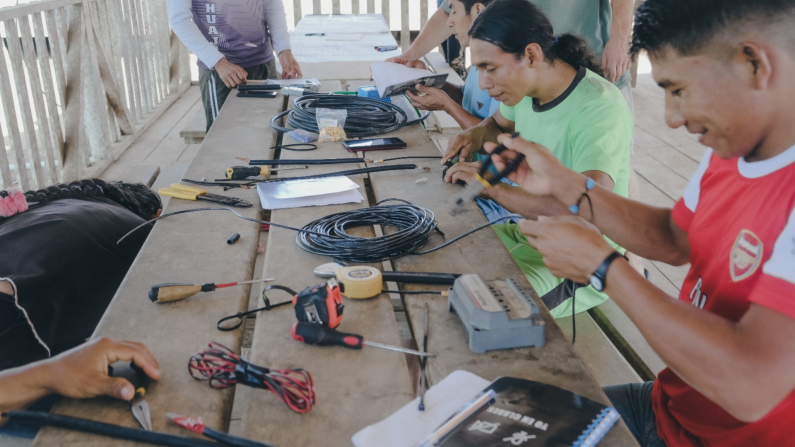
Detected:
left=149, top=278, right=274, bottom=303
left=225, top=166, right=307, bottom=180
left=158, top=183, right=252, bottom=207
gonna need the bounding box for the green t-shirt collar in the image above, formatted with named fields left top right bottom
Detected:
left=532, top=66, right=586, bottom=113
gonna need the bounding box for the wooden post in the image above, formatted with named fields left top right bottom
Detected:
left=62, top=4, right=85, bottom=181
left=381, top=0, right=390, bottom=28
left=85, top=0, right=134, bottom=135
left=19, top=14, right=60, bottom=185
left=0, top=23, right=31, bottom=190
left=400, top=0, right=409, bottom=51
left=293, top=0, right=302, bottom=28
left=5, top=18, right=48, bottom=188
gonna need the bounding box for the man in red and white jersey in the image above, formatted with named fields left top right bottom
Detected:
left=484, top=0, right=795, bottom=445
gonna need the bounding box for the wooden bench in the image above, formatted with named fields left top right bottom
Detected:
left=179, top=109, right=207, bottom=144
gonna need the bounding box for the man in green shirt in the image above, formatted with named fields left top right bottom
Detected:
left=443, top=0, right=632, bottom=318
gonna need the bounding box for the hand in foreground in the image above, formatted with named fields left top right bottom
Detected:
left=279, top=50, right=303, bottom=79
left=519, top=216, right=616, bottom=283
left=443, top=127, right=486, bottom=164
left=485, top=133, right=573, bottom=197
left=443, top=161, right=480, bottom=184
left=384, top=57, right=427, bottom=69
left=43, top=338, right=161, bottom=401
left=214, top=57, right=248, bottom=88
left=601, top=36, right=632, bottom=83
left=406, top=84, right=452, bottom=111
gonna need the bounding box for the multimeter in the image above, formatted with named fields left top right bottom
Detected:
left=448, top=274, right=545, bottom=353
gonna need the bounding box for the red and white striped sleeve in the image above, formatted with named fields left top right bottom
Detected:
left=750, top=206, right=795, bottom=320
left=671, top=149, right=714, bottom=232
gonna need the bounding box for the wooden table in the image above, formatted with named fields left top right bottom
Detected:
left=34, top=91, right=285, bottom=445
left=35, top=80, right=638, bottom=446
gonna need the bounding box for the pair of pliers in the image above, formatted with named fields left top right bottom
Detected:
left=449, top=132, right=524, bottom=215
left=158, top=183, right=253, bottom=207
left=109, top=362, right=152, bottom=431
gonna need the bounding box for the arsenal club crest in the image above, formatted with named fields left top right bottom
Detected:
left=730, top=230, right=763, bottom=282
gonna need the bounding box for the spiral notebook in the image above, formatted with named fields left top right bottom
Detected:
left=435, top=377, right=620, bottom=447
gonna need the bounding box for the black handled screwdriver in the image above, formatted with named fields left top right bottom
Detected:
left=291, top=322, right=434, bottom=357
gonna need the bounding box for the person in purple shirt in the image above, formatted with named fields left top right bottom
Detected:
left=168, top=0, right=303, bottom=130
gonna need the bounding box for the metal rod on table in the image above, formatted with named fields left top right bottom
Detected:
left=364, top=341, right=435, bottom=357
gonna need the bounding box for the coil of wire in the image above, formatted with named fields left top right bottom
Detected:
left=295, top=199, right=439, bottom=263
left=270, top=94, right=429, bottom=138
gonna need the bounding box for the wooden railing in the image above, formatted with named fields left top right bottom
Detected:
left=288, top=0, right=433, bottom=51
left=0, top=0, right=191, bottom=191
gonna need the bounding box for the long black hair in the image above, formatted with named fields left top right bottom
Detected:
left=0, top=179, right=162, bottom=221
left=457, top=0, right=496, bottom=15
left=469, top=0, right=604, bottom=76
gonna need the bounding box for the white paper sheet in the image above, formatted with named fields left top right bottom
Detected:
left=352, top=370, right=490, bottom=447
left=257, top=177, right=364, bottom=210
left=264, top=176, right=360, bottom=199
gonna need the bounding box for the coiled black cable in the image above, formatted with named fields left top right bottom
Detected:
left=117, top=199, right=522, bottom=263
left=270, top=94, right=430, bottom=138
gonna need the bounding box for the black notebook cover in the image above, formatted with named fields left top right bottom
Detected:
left=440, top=377, right=619, bottom=447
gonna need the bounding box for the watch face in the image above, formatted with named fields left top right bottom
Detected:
left=590, top=275, right=603, bottom=291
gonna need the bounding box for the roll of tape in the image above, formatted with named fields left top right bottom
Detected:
left=336, top=266, right=383, bottom=299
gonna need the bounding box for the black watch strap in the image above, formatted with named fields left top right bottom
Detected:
left=591, top=251, right=623, bottom=291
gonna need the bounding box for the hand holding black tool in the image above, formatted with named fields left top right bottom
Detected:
left=449, top=132, right=524, bottom=215
left=109, top=362, right=152, bottom=431
left=291, top=322, right=434, bottom=357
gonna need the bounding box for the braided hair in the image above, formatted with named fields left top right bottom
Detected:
left=0, top=179, right=162, bottom=221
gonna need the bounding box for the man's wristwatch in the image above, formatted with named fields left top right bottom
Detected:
left=589, top=251, right=623, bottom=292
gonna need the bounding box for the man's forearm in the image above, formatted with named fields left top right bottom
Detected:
left=555, top=172, right=689, bottom=264
left=487, top=184, right=569, bottom=219
left=440, top=83, right=464, bottom=104
left=445, top=102, right=485, bottom=130
left=610, top=0, right=634, bottom=40
left=0, top=362, right=52, bottom=418
left=603, top=260, right=795, bottom=422
left=401, top=8, right=454, bottom=58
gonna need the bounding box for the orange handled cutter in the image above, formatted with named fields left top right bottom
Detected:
left=158, top=183, right=252, bottom=207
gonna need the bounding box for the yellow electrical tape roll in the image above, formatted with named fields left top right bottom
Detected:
left=336, top=266, right=383, bottom=299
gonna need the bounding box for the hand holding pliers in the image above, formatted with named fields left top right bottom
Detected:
left=449, top=132, right=524, bottom=214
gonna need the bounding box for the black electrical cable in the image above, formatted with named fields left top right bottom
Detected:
left=117, top=200, right=521, bottom=263
left=182, top=164, right=418, bottom=190
left=247, top=156, right=441, bottom=166
left=382, top=290, right=444, bottom=295
left=270, top=143, right=317, bottom=152
left=270, top=94, right=430, bottom=138
left=1, top=411, right=228, bottom=447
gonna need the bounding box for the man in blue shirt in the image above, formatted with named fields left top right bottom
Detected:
left=390, top=0, right=498, bottom=130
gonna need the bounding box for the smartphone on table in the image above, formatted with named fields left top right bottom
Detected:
left=342, top=137, right=407, bottom=152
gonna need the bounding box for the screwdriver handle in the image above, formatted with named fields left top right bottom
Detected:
left=149, top=283, right=216, bottom=303
left=291, top=322, right=363, bottom=350
left=226, top=166, right=267, bottom=179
